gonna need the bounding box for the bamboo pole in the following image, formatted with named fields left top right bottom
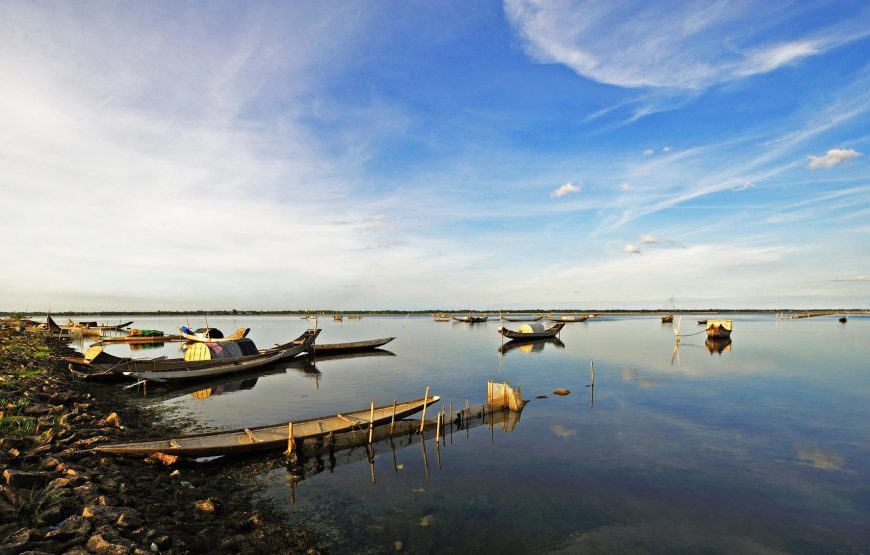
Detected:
left=390, top=401, right=397, bottom=434
left=286, top=422, right=294, bottom=455
left=368, top=401, right=375, bottom=444
left=419, top=386, right=430, bottom=434
left=435, top=411, right=441, bottom=443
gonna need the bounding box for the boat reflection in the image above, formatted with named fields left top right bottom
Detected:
left=499, top=337, right=565, bottom=355
left=705, top=337, right=732, bottom=354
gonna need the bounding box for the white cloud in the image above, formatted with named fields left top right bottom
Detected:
left=623, top=243, right=641, bottom=254
left=807, top=148, right=861, bottom=169
left=619, top=182, right=632, bottom=192
left=640, top=234, right=659, bottom=244
left=643, top=149, right=654, bottom=156
left=662, top=146, right=673, bottom=153
left=503, top=0, right=869, bottom=90
left=551, top=182, right=581, bottom=198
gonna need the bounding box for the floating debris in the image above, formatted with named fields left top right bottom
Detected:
left=553, top=388, right=571, bottom=396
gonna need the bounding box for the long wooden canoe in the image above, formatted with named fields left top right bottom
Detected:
left=313, top=336, right=395, bottom=355
left=94, top=395, right=440, bottom=457
left=498, top=322, right=565, bottom=340
left=97, top=334, right=184, bottom=344
left=75, top=329, right=320, bottom=382
left=545, top=315, right=589, bottom=322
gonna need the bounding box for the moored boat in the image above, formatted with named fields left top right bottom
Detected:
left=453, top=315, right=488, bottom=323
left=498, top=322, right=565, bottom=340
left=661, top=315, right=674, bottom=323
left=545, top=314, right=589, bottom=322
left=839, top=316, right=848, bottom=323
left=94, top=395, right=440, bottom=457
left=178, top=326, right=251, bottom=343
left=502, top=315, right=543, bottom=322
left=73, top=329, right=320, bottom=382
left=314, top=336, right=395, bottom=355
left=705, top=319, right=732, bottom=339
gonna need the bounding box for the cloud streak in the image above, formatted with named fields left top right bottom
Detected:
left=551, top=182, right=581, bottom=198
left=807, top=148, right=861, bottom=169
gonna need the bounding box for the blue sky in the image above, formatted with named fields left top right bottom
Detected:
left=1, top=1, right=868, bottom=310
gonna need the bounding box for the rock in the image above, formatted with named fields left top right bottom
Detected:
left=394, top=540, right=403, bottom=551
left=23, top=403, right=52, bottom=416
left=81, top=505, right=127, bottom=523
left=48, top=392, right=73, bottom=405
left=39, top=457, right=61, bottom=471
left=194, top=497, right=221, bottom=514
left=70, top=436, right=110, bottom=449
left=97, top=413, right=122, bottom=429
left=37, top=504, right=64, bottom=525
left=553, top=388, right=571, bottom=396
left=46, top=515, right=92, bottom=541
left=115, top=512, right=142, bottom=530
left=3, top=469, right=55, bottom=488
left=151, top=536, right=171, bottom=550
left=419, top=514, right=434, bottom=527
left=85, top=534, right=130, bottom=555
left=143, top=453, right=177, bottom=466
left=48, top=478, right=71, bottom=489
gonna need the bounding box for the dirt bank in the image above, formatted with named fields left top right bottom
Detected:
left=0, top=324, right=322, bottom=554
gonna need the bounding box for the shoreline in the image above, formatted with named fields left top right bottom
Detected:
left=0, top=326, right=322, bottom=554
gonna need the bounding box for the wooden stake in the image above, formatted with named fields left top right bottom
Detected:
left=591, top=360, right=595, bottom=386
left=435, top=411, right=441, bottom=443
left=390, top=401, right=397, bottom=434
left=419, top=386, right=430, bottom=433
left=286, top=422, right=294, bottom=455
left=368, top=401, right=375, bottom=444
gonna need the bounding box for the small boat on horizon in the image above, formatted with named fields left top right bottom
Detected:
left=453, top=315, right=488, bottom=323
left=545, top=314, right=589, bottom=322
left=661, top=315, right=674, bottom=323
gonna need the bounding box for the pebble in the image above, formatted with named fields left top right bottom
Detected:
left=419, top=514, right=434, bottom=527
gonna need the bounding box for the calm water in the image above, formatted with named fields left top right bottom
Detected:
left=78, top=314, right=870, bottom=553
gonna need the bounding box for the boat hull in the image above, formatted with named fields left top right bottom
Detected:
left=313, top=337, right=395, bottom=355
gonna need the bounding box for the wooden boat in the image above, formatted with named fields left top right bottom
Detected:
left=333, top=315, right=343, bottom=321
left=498, top=322, right=565, bottom=340
left=661, top=315, right=674, bottom=323
left=313, top=336, right=395, bottom=355
left=705, top=319, right=732, bottom=339
left=94, top=395, right=440, bottom=457
left=502, top=315, right=543, bottom=322
left=62, top=319, right=135, bottom=336
left=433, top=318, right=451, bottom=322
left=432, top=312, right=449, bottom=319
left=74, top=329, right=320, bottom=382
left=697, top=319, right=707, bottom=325
left=347, top=315, right=363, bottom=320
left=178, top=326, right=251, bottom=343
left=545, top=314, right=589, bottom=322
left=839, top=316, right=848, bottom=323
left=452, top=315, right=488, bottom=323
left=98, top=333, right=184, bottom=344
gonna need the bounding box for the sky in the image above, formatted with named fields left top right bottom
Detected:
left=1, top=1, right=869, bottom=311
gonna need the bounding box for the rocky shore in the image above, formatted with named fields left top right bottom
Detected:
left=0, top=325, right=322, bottom=554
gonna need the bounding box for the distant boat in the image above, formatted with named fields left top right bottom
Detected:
left=697, top=319, right=707, bottom=325
left=333, top=315, right=343, bottom=321
left=453, top=315, right=488, bottom=323
left=498, top=322, right=565, bottom=340
left=839, top=316, right=848, bottom=323
left=94, top=395, right=440, bottom=457
left=62, top=319, right=134, bottom=336
left=433, top=317, right=451, bottom=322
left=347, top=315, right=363, bottom=320
left=314, top=336, right=395, bottom=355
left=502, top=315, right=543, bottom=322
left=661, top=315, right=674, bottom=323
left=545, top=314, right=589, bottom=322
left=178, top=326, right=250, bottom=343
left=705, top=319, right=732, bottom=339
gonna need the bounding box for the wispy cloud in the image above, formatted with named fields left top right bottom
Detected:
left=643, top=149, right=654, bottom=156
left=504, top=1, right=870, bottom=90
left=551, top=182, right=581, bottom=198
left=623, top=243, right=641, bottom=254
left=807, top=148, right=861, bottom=169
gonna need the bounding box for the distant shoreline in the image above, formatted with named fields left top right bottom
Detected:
left=3, top=309, right=868, bottom=316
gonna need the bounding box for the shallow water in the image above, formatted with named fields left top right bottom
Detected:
left=79, top=314, right=870, bottom=553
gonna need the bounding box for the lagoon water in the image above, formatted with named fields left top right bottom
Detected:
left=84, top=314, right=870, bottom=553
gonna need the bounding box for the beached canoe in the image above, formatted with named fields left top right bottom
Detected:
left=313, top=336, right=395, bottom=355
left=94, top=395, right=441, bottom=457
left=498, top=322, right=565, bottom=340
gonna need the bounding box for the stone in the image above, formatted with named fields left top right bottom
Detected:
left=37, top=504, right=64, bottom=525
left=115, top=513, right=142, bottom=530
left=194, top=497, right=221, bottom=514
left=39, top=457, right=61, bottom=471
left=97, top=413, right=122, bottom=428
left=48, top=478, right=72, bottom=489
left=3, top=469, right=54, bottom=488
left=85, top=534, right=130, bottom=555
left=151, top=536, right=171, bottom=550
left=23, top=403, right=52, bottom=416
left=46, top=516, right=92, bottom=541
left=70, top=436, right=110, bottom=449
left=82, top=505, right=127, bottom=523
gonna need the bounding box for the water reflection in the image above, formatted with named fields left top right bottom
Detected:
left=499, top=337, right=565, bottom=355
left=705, top=337, right=732, bottom=354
